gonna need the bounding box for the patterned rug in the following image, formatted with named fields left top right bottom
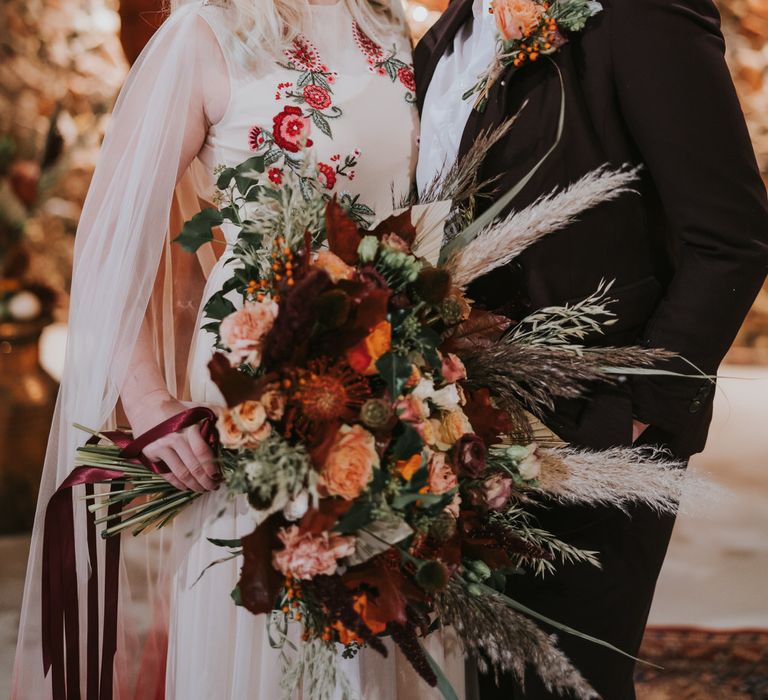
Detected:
left=635, top=627, right=768, bottom=699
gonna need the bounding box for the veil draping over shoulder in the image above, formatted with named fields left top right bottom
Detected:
left=12, top=5, right=227, bottom=697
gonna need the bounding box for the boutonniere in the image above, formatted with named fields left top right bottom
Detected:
left=463, top=0, right=603, bottom=111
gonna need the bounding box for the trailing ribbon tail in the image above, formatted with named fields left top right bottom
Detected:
left=41, top=407, right=219, bottom=700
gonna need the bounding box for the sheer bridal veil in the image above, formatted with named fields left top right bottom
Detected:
left=12, top=4, right=228, bottom=697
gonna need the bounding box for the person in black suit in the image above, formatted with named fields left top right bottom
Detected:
left=414, top=0, right=768, bottom=697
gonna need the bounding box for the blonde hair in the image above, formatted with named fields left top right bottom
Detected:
left=171, top=0, right=406, bottom=65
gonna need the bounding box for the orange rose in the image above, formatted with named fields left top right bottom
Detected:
left=434, top=410, right=473, bottom=449
left=346, top=320, right=392, bottom=375
left=314, top=250, right=355, bottom=282
left=321, top=424, right=379, bottom=500
left=495, top=0, right=545, bottom=41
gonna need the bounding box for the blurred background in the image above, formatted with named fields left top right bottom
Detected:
left=0, top=1, right=766, bottom=697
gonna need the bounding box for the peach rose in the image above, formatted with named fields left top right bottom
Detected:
left=346, top=320, right=392, bottom=375
left=314, top=250, right=355, bottom=282
left=321, top=424, right=379, bottom=500
left=495, top=0, right=545, bottom=41
left=260, top=385, right=286, bottom=421
left=441, top=353, right=467, bottom=383
left=217, top=409, right=247, bottom=449
left=272, top=526, right=356, bottom=580
left=428, top=452, right=458, bottom=495
left=219, top=299, right=279, bottom=368
left=234, top=401, right=272, bottom=446
left=218, top=402, right=271, bottom=449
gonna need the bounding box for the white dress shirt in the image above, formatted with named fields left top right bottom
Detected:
left=416, top=0, right=498, bottom=194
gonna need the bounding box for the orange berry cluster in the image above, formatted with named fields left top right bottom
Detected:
left=247, top=236, right=295, bottom=303
left=513, top=15, right=559, bottom=68
left=283, top=577, right=304, bottom=623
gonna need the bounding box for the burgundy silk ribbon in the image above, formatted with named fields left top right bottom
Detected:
left=42, top=407, right=219, bottom=700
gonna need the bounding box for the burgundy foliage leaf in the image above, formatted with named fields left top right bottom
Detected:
left=238, top=513, right=286, bottom=616
left=325, top=197, right=362, bottom=265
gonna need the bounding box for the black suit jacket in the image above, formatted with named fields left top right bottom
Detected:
left=414, top=0, right=768, bottom=457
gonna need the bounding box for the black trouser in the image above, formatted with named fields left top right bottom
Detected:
left=477, top=427, right=684, bottom=700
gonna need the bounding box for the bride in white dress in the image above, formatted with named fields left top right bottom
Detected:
left=12, top=1, right=465, bottom=698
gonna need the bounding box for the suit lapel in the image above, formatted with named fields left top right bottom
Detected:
left=414, top=0, right=474, bottom=114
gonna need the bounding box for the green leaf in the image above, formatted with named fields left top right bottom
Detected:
left=391, top=492, right=445, bottom=509
left=297, top=71, right=313, bottom=88
left=385, top=61, right=398, bottom=82
left=231, top=585, right=243, bottom=606
left=376, top=352, right=412, bottom=399
left=390, top=423, right=423, bottom=461
left=216, top=167, right=236, bottom=190
left=204, top=292, right=236, bottom=321
left=219, top=205, right=240, bottom=223
left=244, top=185, right=263, bottom=202
left=265, top=149, right=283, bottom=167
left=234, top=156, right=266, bottom=194
left=370, top=466, right=388, bottom=493
left=409, top=465, right=429, bottom=492
left=208, top=537, right=243, bottom=549
left=314, top=74, right=331, bottom=91
left=333, top=501, right=374, bottom=534
left=174, top=208, right=224, bottom=252
left=311, top=110, right=333, bottom=139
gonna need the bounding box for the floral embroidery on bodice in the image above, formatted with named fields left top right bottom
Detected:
left=198, top=2, right=419, bottom=226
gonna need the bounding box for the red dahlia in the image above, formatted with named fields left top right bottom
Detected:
left=272, top=106, right=313, bottom=153
left=303, top=84, right=332, bottom=110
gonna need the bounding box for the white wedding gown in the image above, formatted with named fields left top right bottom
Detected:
left=165, top=4, right=466, bottom=699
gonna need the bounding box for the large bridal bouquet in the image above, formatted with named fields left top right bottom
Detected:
left=72, top=150, right=705, bottom=699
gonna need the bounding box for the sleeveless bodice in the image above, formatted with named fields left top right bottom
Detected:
left=198, top=2, right=419, bottom=228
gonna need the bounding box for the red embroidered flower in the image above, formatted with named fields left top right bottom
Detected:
left=272, top=106, right=313, bottom=153
left=248, top=126, right=265, bottom=151
left=284, top=36, right=323, bottom=71
left=303, top=84, right=332, bottom=110
left=353, top=23, right=383, bottom=61
left=268, top=168, right=283, bottom=185
left=317, top=163, right=337, bottom=190
left=397, top=66, right=416, bottom=92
